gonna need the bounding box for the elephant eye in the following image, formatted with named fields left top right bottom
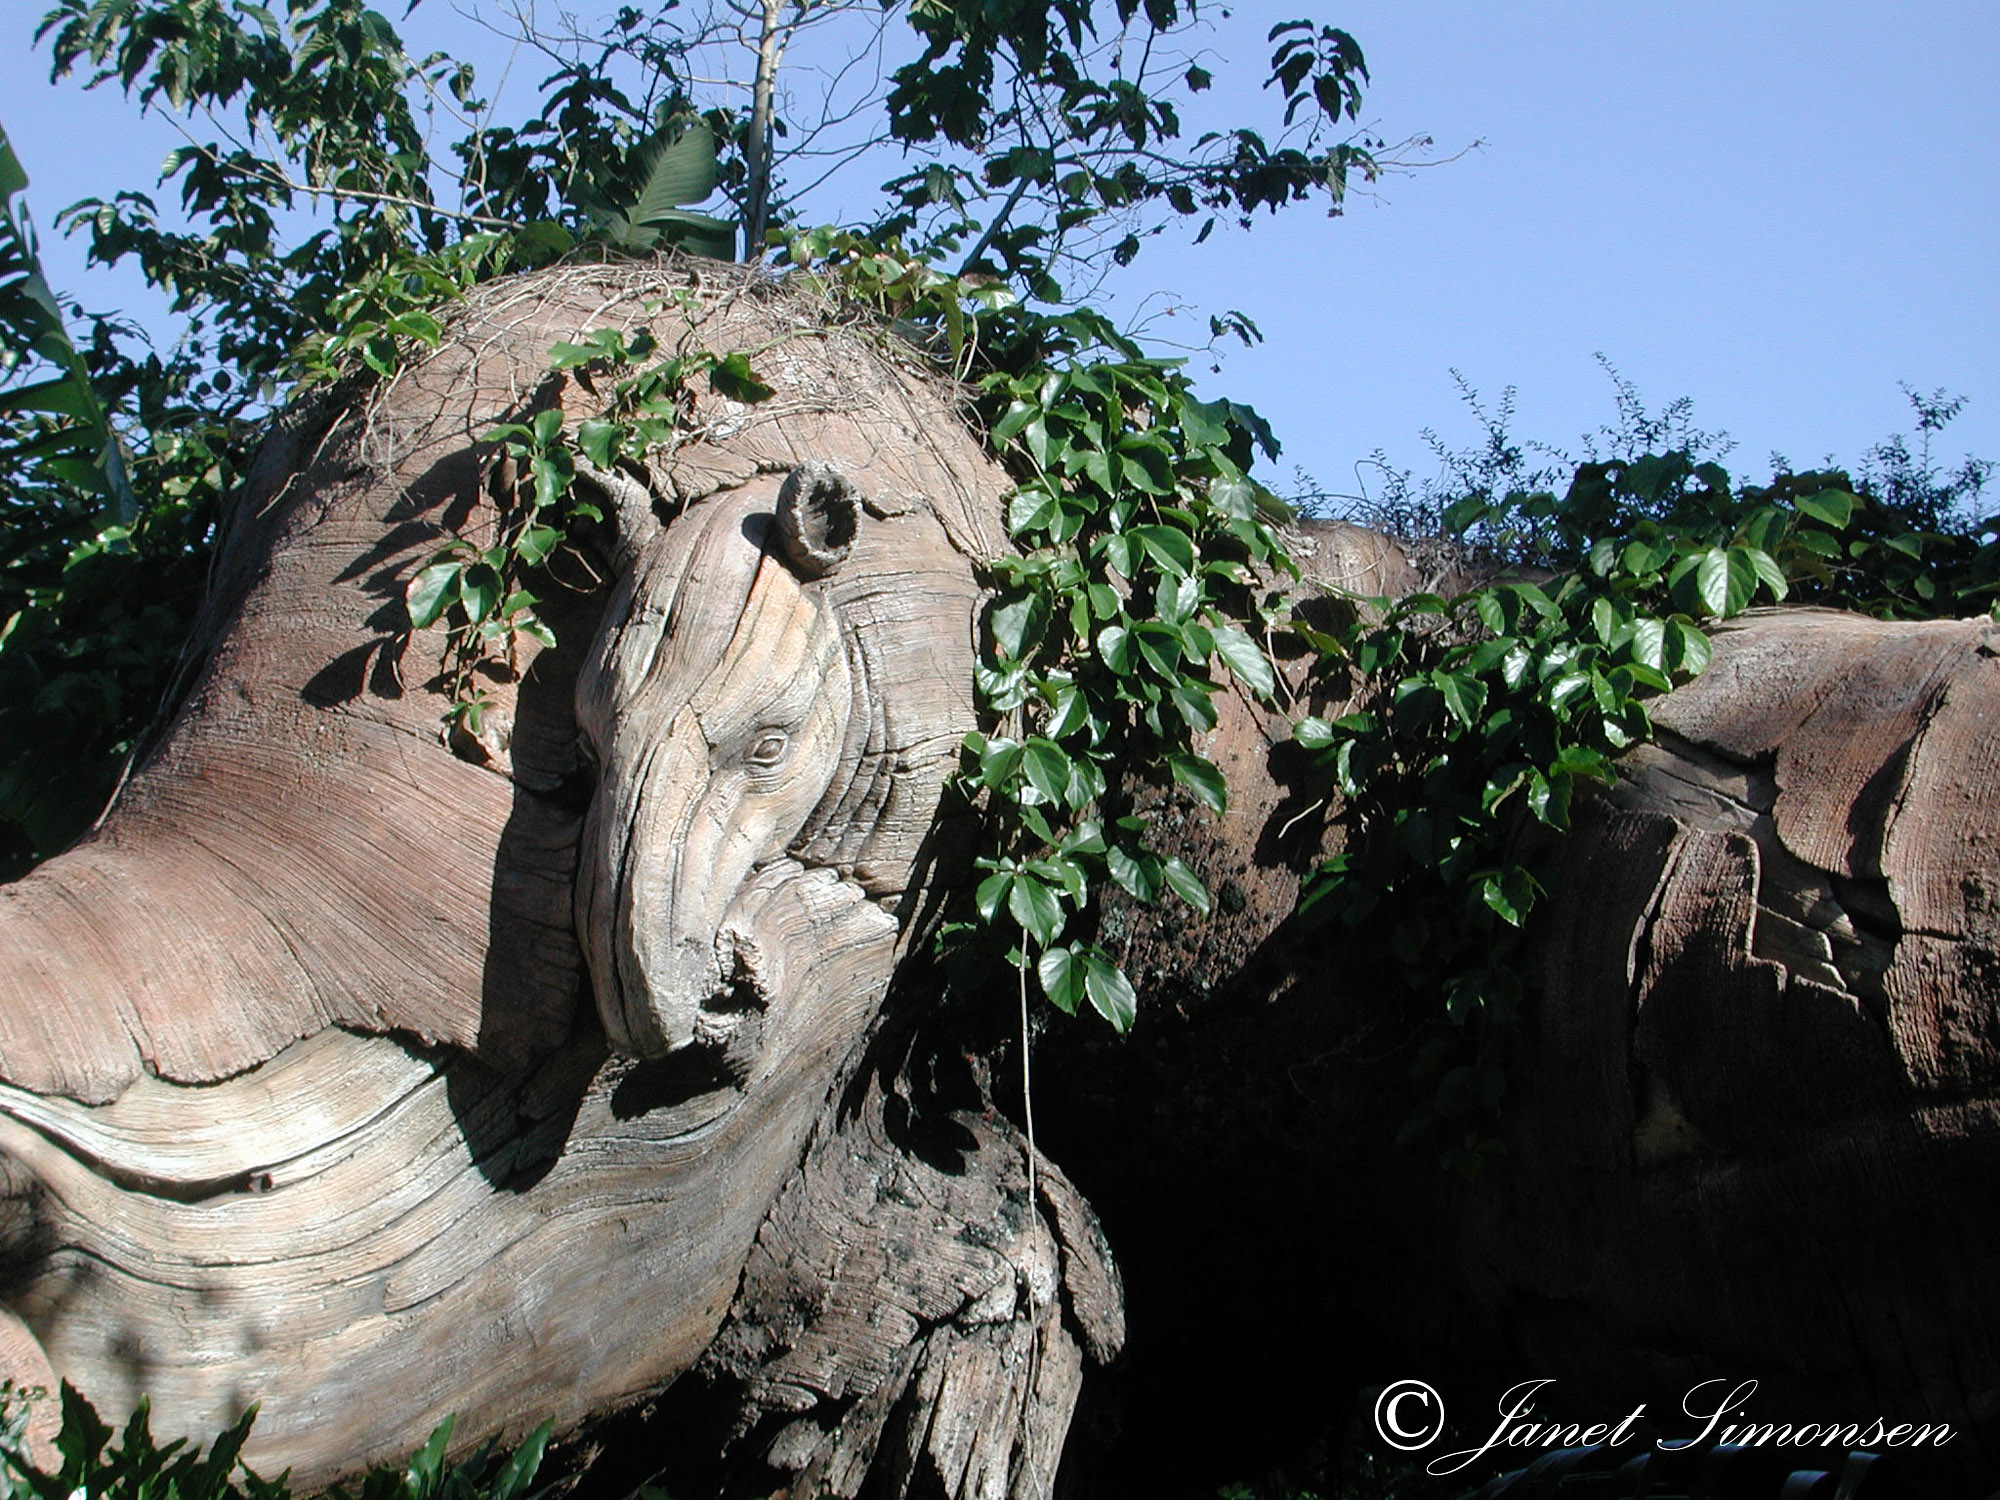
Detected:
left=747, top=730, right=790, bottom=768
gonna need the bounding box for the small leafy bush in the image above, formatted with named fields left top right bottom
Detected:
left=0, top=1383, right=550, bottom=1500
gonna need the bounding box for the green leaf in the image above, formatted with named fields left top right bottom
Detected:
left=1434, top=670, right=1486, bottom=728
left=1169, top=752, right=1227, bottom=813
left=1668, top=620, right=1712, bottom=675
left=1796, top=488, right=1857, bottom=528
left=625, top=121, right=720, bottom=220
left=1131, top=524, right=1195, bottom=577
left=977, top=736, right=1025, bottom=787
left=531, top=451, right=573, bottom=510
left=1081, top=948, right=1138, bottom=1030
left=407, top=1415, right=457, bottom=1497
left=710, top=351, right=774, bottom=403
left=1687, top=546, right=1758, bottom=617
left=991, top=592, right=1051, bottom=659
left=1096, top=623, right=1133, bottom=673
left=1008, top=873, right=1065, bottom=946
left=490, top=1421, right=554, bottom=1500
left=1037, top=947, right=1084, bottom=1013
left=1161, top=856, right=1211, bottom=914
left=1132, top=622, right=1183, bottom=678
left=1210, top=475, right=1257, bottom=518
left=1116, top=437, right=1176, bottom=494
left=515, top=524, right=562, bottom=568
left=1743, top=544, right=1788, bottom=602
left=1442, top=494, right=1489, bottom=534
left=577, top=419, right=622, bottom=470
left=1106, top=843, right=1160, bottom=901
left=1021, top=738, right=1072, bottom=803
left=1479, top=867, right=1537, bottom=927
left=646, top=208, right=737, bottom=259
left=1292, top=715, right=1337, bottom=749
left=459, top=562, right=503, bottom=621
left=1629, top=617, right=1667, bottom=671
left=975, top=869, right=1014, bottom=921
left=1008, top=485, right=1059, bottom=534
left=1209, top=622, right=1276, bottom=698
left=405, top=561, right=461, bottom=629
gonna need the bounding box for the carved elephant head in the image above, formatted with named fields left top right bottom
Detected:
left=574, top=462, right=983, bottom=1066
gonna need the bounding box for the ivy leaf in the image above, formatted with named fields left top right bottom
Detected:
left=530, top=450, right=573, bottom=510
left=1668, top=620, right=1712, bottom=675
left=1209, top=622, right=1276, bottom=698
left=1116, top=437, right=1176, bottom=494
left=1161, top=856, right=1211, bottom=914
left=1008, top=485, right=1059, bottom=534
left=1037, top=946, right=1084, bottom=1014
left=1132, top=622, right=1183, bottom=678
left=405, top=561, right=461, bottom=629
left=459, top=562, right=503, bottom=622
left=1131, top=524, right=1195, bottom=577
left=1008, top=873, right=1065, bottom=946
left=1629, top=617, right=1667, bottom=671
left=975, top=869, right=1014, bottom=922
left=512, top=523, right=560, bottom=568
left=1443, top=494, right=1490, bottom=534
left=1479, top=867, right=1537, bottom=927
left=576, top=420, right=622, bottom=470
left=1292, top=715, right=1336, bottom=749
left=1434, top=670, right=1487, bottom=728
left=1080, top=948, right=1138, bottom=1031
left=991, top=592, right=1051, bottom=660
left=1021, top=739, right=1072, bottom=804
left=1106, top=843, right=1160, bottom=901
left=709, top=352, right=773, bottom=403
left=1096, top=623, right=1134, bottom=673
left=1210, top=475, right=1257, bottom=519
left=977, top=736, right=1025, bottom=787
left=1743, top=545, right=1788, bottom=602
left=1169, top=752, right=1227, bottom=813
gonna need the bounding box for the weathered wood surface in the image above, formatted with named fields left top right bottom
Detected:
left=0, top=262, right=1122, bottom=1494
left=1457, top=608, right=2000, bottom=1477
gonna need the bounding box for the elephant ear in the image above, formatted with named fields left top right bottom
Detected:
left=775, top=461, right=860, bottom=579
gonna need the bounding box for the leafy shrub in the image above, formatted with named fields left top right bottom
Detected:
left=0, top=1383, right=550, bottom=1500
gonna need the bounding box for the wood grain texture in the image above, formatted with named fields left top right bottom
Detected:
left=1458, top=607, right=2000, bottom=1478
left=0, top=259, right=1102, bottom=1494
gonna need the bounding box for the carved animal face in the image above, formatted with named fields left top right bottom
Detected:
left=574, top=466, right=973, bottom=1063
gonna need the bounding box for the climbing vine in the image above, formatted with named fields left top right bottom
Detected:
left=382, top=227, right=1998, bottom=1153
left=1285, top=442, right=1996, bottom=1169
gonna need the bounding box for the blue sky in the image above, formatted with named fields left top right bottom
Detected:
left=4, top=2, right=1994, bottom=504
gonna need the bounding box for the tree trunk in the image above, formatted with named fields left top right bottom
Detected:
left=1, top=257, right=1997, bottom=1497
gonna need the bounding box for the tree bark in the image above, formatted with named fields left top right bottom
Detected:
left=1, top=257, right=1998, bottom=1497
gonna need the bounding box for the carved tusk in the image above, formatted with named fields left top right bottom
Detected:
left=775, top=461, right=860, bottom=578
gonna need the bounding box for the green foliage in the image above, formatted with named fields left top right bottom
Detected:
left=883, top=7, right=1383, bottom=293
left=1291, top=428, right=1997, bottom=1170
left=0, top=1383, right=549, bottom=1500
left=0, top=120, right=249, bottom=873
left=786, top=233, right=1293, bottom=1028
left=403, top=309, right=785, bottom=733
